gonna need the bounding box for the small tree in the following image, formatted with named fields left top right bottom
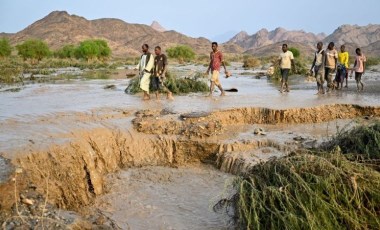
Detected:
left=16, top=39, right=50, bottom=64
left=75, top=40, right=99, bottom=62
left=75, top=39, right=111, bottom=62
left=0, top=38, right=12, bottom=58
left=167, top=45, right=195, bottom=63
left=94, top=39, right=111, bottom=60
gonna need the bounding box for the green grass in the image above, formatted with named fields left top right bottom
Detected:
left=325, top=121, right=380, bottom=160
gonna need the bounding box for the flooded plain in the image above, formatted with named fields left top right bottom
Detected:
left=0, top=63, right=379, bottom=229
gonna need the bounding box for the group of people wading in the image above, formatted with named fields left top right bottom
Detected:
left=135, top=41, right=366, bottom=100
left=279, top=42, right=367, bottom=94
left=135, top=42, right=229, bottom=100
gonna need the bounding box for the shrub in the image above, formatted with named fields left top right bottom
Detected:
left=288, top=47, right=300, bottom=58
left=0, top=59, right=23, bottom=83
left=16, top=39, right=50, bottom=64
left=242, top=56, right=261, bottom=68
left=55, top=45, right=76, bottom=59
left=195, top=54, right=210, bottom=65
left=94, top=39, right=111, bottom=60
left=0, top=38, right=12, bottom=58
left=167, top=45, right=195, bottom=63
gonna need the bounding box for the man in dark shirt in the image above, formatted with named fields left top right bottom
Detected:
left=152, top=46, right=174, bottom=100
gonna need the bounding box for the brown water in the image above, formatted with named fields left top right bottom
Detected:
left=1, top=64, right=379, bottom=122
left=94, top=164, right=234, bottom=230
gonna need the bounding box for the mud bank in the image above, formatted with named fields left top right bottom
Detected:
left=134, top=104, right=379, bottom=136
left=0, top=104, right=379, bottom=228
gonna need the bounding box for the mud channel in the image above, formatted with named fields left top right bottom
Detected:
left=0, top=63, right=380, bottom=229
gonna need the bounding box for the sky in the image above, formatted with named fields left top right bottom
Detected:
left=1, top=0, right=380, bottom=42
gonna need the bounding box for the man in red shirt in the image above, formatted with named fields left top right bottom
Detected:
left=206, top=42, right=228, bottom=96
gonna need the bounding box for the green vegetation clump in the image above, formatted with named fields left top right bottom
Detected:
left=216, top=149, right=380, bottom=229
left=325, top=121, right=380, bottom=160
left=125, top=71, right=208, bottom=95
left=54, top=44, right=76, bottom=59
left=16, top=39, right=50, bottom=64
left=0, top=59, right=23, bottom=83
left=288, top=47, right=300, bottom=58
left=167, top=45, right=195, bottom=63
left=75, top=39, right=111, bottom=62
left=0, top=38, right=12, bottom=58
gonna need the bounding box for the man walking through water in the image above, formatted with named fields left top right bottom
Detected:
left=206, top=42, right=228, bottom=96
left=152, top=46, right=174, bottom=100
left=310, top=42, right=325, bottom=94
left=350, top=48, right=366, bottom=91
left=324, top=42, right=338, bottom=92
left=278, top=44, right=296, bottom=93
left=136, top=44, right=154, bottom=100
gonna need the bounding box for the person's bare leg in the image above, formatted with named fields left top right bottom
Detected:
left=285, top=82, right=290, bottom=92
left=321, top=82, right=325, bottom=94
left=155, top=91, right=159, bottom=100
left=217, top=84, right=225, bottom=96
left=143, top=91, right=150, bottom=100
left=208, top=81, right=215, bottom=96
left=316, top=82, right=320, bottom=94
left=167, top=91, right=174, bottom=100
left=280, top=79, right=285, bottom=93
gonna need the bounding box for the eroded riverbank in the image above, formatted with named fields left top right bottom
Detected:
left=1, top=104, right=379, bottom=229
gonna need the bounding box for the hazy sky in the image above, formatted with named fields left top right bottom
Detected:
left=1, top=0, right=379, bottom=42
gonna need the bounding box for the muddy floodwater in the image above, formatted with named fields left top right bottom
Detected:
left=94, top=164, right=234, bottom=230
left=0, top=63, right=379, bottom=229
left=1, top=64, right=380, bottom=122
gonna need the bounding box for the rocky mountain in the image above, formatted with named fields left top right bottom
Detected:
left=323, top=24, right=380, bottom=48
left=2, top=11, right=380, bottom=57
left=363, top=40, right=380, bottom=57
left=227, top=24, right=380, bottom=57
left=0, top=33, right=14, bottom=39
left=227, top=28, right=326, bottom=50
left=7, top=11, right=214, bottom=56
left=150, top=21, right=166, bottom=32
left=244, top=41, right=315, bottom=58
